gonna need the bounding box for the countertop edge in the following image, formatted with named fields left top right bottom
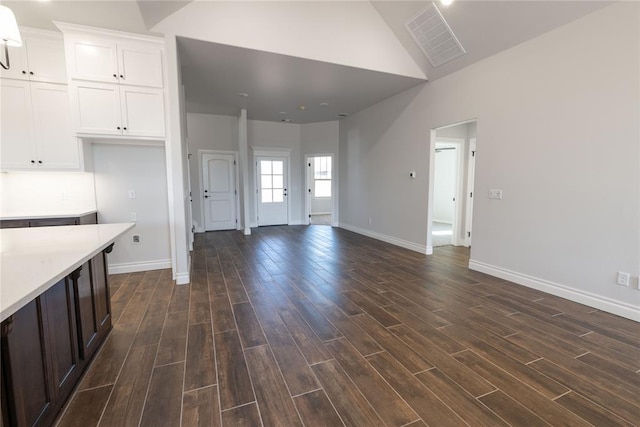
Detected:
left=0, top=209, right=98, bottom=221
left=0, top=223, right=134, bottom=322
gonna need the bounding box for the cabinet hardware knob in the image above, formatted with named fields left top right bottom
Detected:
left=113, top=73, right=117, bottom=78
left=22, top=70, right=26, bottom=74
left=29, top=71, right=34, bottom=75
left=120, top=74, right=124, bottom=79
left=123, top=127, right=127, bottom=130
left=117, top=126, right=121, bottom=130
left=204, top=195, right=208, bottom=198
left=38, top=160, right=42, bottom=164
left=31, top=160, right=35, bottom=164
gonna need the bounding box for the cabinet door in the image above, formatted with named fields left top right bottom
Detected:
left=31, top=83, right=80, bottom=169
left=71, top=81, right=122, bottom=135
left=42, top=278, right=81, bottom=404
left=0, top=44, right=28, bottom=81
left=72, top=263, right=99, bottom=360
left=120, top=86, right=165, bottom=137
left=25, top=37, right=67, bottom=84
left=117, top=42, right=163, bottom=88
left=91, top=252, right=112, bottom=334
left=66, top=35, right=119, bottom=84
left=1, top=299, right=53, bottom=427
left=0, top=80, right=37, bottom=169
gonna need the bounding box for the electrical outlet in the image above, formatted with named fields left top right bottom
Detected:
left=128, top=189, right=136, bottom=199
left=617, top=272, right=630, bottom=287
left=132, top=234, right=141, bottom=245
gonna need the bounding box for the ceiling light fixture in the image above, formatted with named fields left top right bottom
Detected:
left=279, top=111, right=287, bottom=115
left=440, top=0, right=453, bottom=6
left=298, top=105, right=305, bottom=111
left=0, top=6, right=22, bottom=70
left=237, top=92, right=249, bottom=98
left=319, top=102, right=329, bottom=106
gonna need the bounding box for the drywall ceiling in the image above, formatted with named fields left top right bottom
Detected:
left=178, top=37, right=425, bottom=123
left=372, top=1, right=612, bottom=80
left=5, top=0, right=613, bottom=123
left=4, top=0, right=155, bottom=35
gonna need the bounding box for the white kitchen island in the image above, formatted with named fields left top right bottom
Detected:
left=0, top=223, right=134, bottom=427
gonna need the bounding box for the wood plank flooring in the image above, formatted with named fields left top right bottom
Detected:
left=56, top=225, right=640, bottom=426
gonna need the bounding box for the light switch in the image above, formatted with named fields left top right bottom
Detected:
left=128, top=189, right=136, bottom=199
left=489, top=189, right=503, bottom=199
left=130, top=212, right=138, bottom=222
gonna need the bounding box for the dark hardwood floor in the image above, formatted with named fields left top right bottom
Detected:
left=56, top=225, right=640, bottom=426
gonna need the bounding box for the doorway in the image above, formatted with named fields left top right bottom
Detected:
left=256, top=155, right=289, bottom=226
left=201, top=152, right=238, bottom=231
left=305, top=154, right=334, bottom=226
left=428, top=120, right=477, bottom=251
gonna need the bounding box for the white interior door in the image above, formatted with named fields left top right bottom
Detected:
left=257, top=156, right=288, bottom=226
left=203, top=153, right=237, bottom=231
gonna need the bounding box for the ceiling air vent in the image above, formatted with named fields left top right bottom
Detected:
left=406, top=3, right=466, bottom=67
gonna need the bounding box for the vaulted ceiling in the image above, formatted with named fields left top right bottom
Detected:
left=6, top=1, right=612, bottom=123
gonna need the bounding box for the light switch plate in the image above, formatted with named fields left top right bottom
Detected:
left=489, top=189, right=503, bottom=199
left=128, top=190, right=136, bottom=199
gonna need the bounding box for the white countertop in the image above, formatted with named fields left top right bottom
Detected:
left=0, top=223, right=134, bottom=322
left=0, top=209, right=98, bottom=221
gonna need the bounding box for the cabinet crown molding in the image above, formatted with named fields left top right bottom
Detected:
left=53, top=21, right=164, bottom=44
left=18, top=26, right=63, bottom=39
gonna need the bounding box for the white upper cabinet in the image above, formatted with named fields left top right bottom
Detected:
left=0, top=30, right=67, bottom=84
left=1, top=80, right=80, bottom=170
left=71, top=81, right=165, bottom=138
left=66, top=35, right=163, bottom=88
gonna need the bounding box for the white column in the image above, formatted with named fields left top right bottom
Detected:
left=164, top=34, right=191, bottom=284
left=238, top=109, right=251, bottom=235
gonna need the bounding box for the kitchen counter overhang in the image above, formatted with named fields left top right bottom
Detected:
left=0, top=223, right=134, bottom=322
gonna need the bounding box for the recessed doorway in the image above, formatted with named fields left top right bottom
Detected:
left=305, top=154, right=334, bottom=226
left=428, top=120, right=477, bottom=251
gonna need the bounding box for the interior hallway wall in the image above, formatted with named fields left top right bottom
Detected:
left=338, top=3, right=640, bottom=319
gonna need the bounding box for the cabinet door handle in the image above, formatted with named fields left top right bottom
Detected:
left=123, top=127, right=127, bottom=130
left=117, top=126, right=121, bottom=130
left=29, top=71, right=34, bottom=75
left=119, top=74, right=124, bottom=79
left=113, top=73, right=117, bottom=78
left=38, top=160, right=42, bottom=164
left=30, top=160, right=35, bottom=164
left=21, top=70, right=26, bottom=74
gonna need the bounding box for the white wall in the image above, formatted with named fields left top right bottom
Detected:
left=0, top=171, right=96, bottom=216
left=153, top=1, right=424, bottom=79
left=339, top=3, right=640, bottom=320
left=92, top=144, right=172, bottom=273
left=432, top=143, right=457, bottom=224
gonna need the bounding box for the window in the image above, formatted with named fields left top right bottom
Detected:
left=260, top=160, right=284, bottom=203
left=314, top=156, right=332, bottom=198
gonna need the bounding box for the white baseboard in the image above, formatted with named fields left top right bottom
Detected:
left=339, top=223, right=428, bottom=254
left=289, top=220, right=305, bottom=225
left=469, top=259, right=640, bottom=322
left=433, top=219, right=453, bottom=225
left=108, top=259, right=172, bottom=275
left=175, top=272, right=190, bottom=285
left=310, top=212, right=331, bottom=216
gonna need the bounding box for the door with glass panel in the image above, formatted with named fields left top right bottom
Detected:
left=257, top=156, right=288, bottom=226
